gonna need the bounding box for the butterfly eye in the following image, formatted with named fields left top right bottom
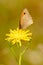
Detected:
left=24, top=12, right=26, bottom=15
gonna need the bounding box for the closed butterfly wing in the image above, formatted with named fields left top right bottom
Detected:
left=19, top=8, right=33, bottom=29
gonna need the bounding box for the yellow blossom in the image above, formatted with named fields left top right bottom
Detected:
left=5, top=28, right=32, bottom=47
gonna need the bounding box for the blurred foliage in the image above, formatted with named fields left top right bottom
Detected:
left=0, top=0, right=43, bottom=65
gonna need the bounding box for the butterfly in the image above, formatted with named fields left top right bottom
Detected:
left=19, top=8, right=33, bottom=29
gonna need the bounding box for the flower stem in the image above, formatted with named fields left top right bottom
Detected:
left=19, top=53, right=22, bottom=65
left=19, top=46, right=29, bottom=65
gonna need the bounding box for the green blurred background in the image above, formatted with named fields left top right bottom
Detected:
left=0, top=0, right=43, bottom=65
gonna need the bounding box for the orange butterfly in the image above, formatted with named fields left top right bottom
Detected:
left=19, top=8, right=33, bottom=29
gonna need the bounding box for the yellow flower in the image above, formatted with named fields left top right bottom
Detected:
left=5, top=28, right=32, bottom=47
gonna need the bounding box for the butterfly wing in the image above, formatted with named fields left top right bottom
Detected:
left=19, top=8, right=33, bottom=29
